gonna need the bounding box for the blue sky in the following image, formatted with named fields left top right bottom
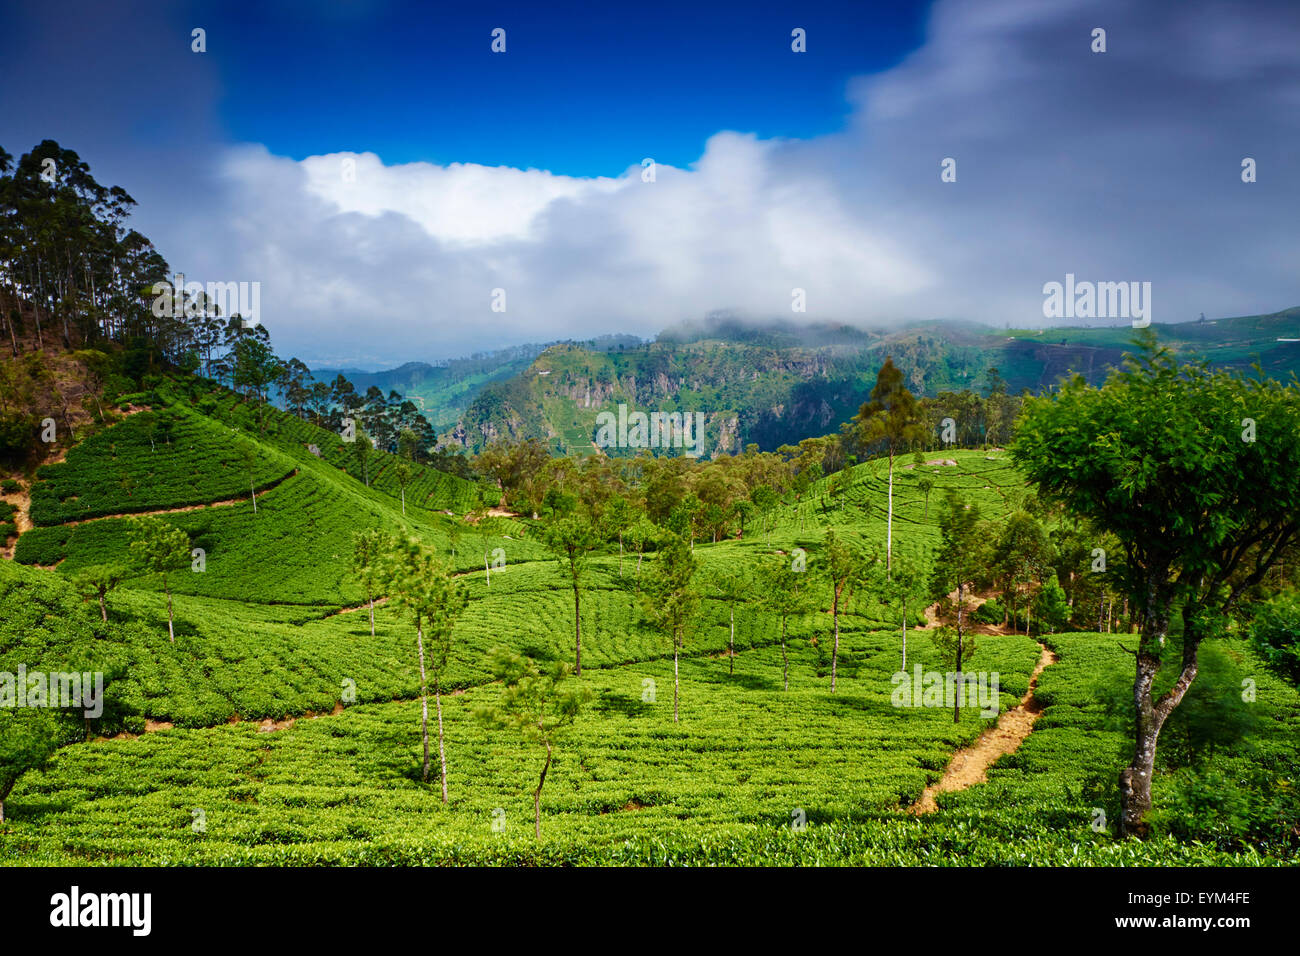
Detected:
left=211, top=1, right=929, bottom=176
left=1, top=0, right=1297, bottom=368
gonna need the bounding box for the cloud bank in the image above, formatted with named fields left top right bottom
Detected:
left=156, top=0, right=1300, bottom=365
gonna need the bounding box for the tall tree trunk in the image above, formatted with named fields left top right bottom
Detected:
left=953, top=639, right=963, bottom=724
left=4, top=294, right=17, bottom=357
left=368, top=594, right=375, bottom=638
left=166, top=586, right=174, bottom=643
left=534, top=735, right=551, bottom=839
left=250, top=479, right=257, bottom=513
left=416, top=623, right=430, bottom=783
left=98, top=591, right=107, bottom=622
left=728, top=604, right=735, bottom=675
left=886, top=450, right=894, bottom=574
left=673, top=633, right=680, bottom=723
left=781, top=619, right=789, bottom=692
left=953, top=581, right=964, bottom=722
left=436, top=679, right=448, bottom=805
left=573, top=582, right=582, bottom=675
left=901, top=598, right=907, bottom=670
left=831, top=586, right=841, bottom=692
left=1119, top=598, right=1199, bottom=837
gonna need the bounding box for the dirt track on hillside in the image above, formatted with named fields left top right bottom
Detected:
left=911, top=643, right=1058, bottom=814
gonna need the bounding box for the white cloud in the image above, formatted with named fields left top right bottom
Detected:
left=180, top=0, right=1300, bottom=367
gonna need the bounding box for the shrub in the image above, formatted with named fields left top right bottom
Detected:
left=974, top=599, right=1005, bottom=625
left=1151, top=757, right=1300, bottom=855
left=1250, top=592, right=1300, bottom=684
left=1031, top=574, right=1069, bottom=634
left=0, top=411, right=38, bottom=466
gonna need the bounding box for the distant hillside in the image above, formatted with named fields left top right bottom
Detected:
left=444, top=308, right=1300, bottom=457
left=314, top=335, right=644, bottom=433
left=312, top=346, right=545, bottom=433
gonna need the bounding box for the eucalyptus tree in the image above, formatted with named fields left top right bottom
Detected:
left=853, top=358, right=924, bottom=574
left=640, top=534, right=700, bottom=722
left=823, top=529, right=873, bottom=692
left=880, top=551, right=926, bottom=670
left=929, top=493, right=983, bottom=667
left=72, top=564, right=125, bottom=622
left=543, top=512, right=598, bottom=675
left=351, top=528, right=394, bottom=638
left=759, top=555, right=815, bottom=691
left=477, top=649, right=591, bottom=838
left=708, top=565, right=751, bottom=675
left=128, top=516, right=192, bottom=643
left=393, top=460, right=413, bottom=516
left=383, top=538, right=468, bottom=800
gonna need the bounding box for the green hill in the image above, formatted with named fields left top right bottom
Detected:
left=445, top=310, right=1300, bottom=456
left=3, top=426, right=1297, bottom=864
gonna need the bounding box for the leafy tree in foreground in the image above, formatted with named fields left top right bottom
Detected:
left=640, top=534, right=700, bottom=722
left=128, top=515, right=191, bottom=642
left=384, top=538, right=468, bottom=799
left=72, top=564, right=125, bottom=622
left=477, top=648, right=592, bottom=838
left=543, top=513, right=597, bottom=675
left=351, top=528, right=392, bottom=638
left=1011, top=336, right=1300, bottom=837
left=929, top=493, right=982, bottom=656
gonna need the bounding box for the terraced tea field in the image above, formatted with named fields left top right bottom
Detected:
left=2, top=400, right=1297, bottom=866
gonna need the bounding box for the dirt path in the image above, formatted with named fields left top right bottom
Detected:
left=911, top=642, right=1058, bottom=814
left=323, top=596, right=389, bottom=618
left=914, top=591, right=1012, bottom=636
left=97, top=702, right=347, bottom=742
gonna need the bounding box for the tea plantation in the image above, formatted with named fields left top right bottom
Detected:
left=1, top=396, right=1296, bottom=866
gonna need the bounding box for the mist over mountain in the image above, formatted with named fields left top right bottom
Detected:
left=313, top=309, right=1300, bottom=456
